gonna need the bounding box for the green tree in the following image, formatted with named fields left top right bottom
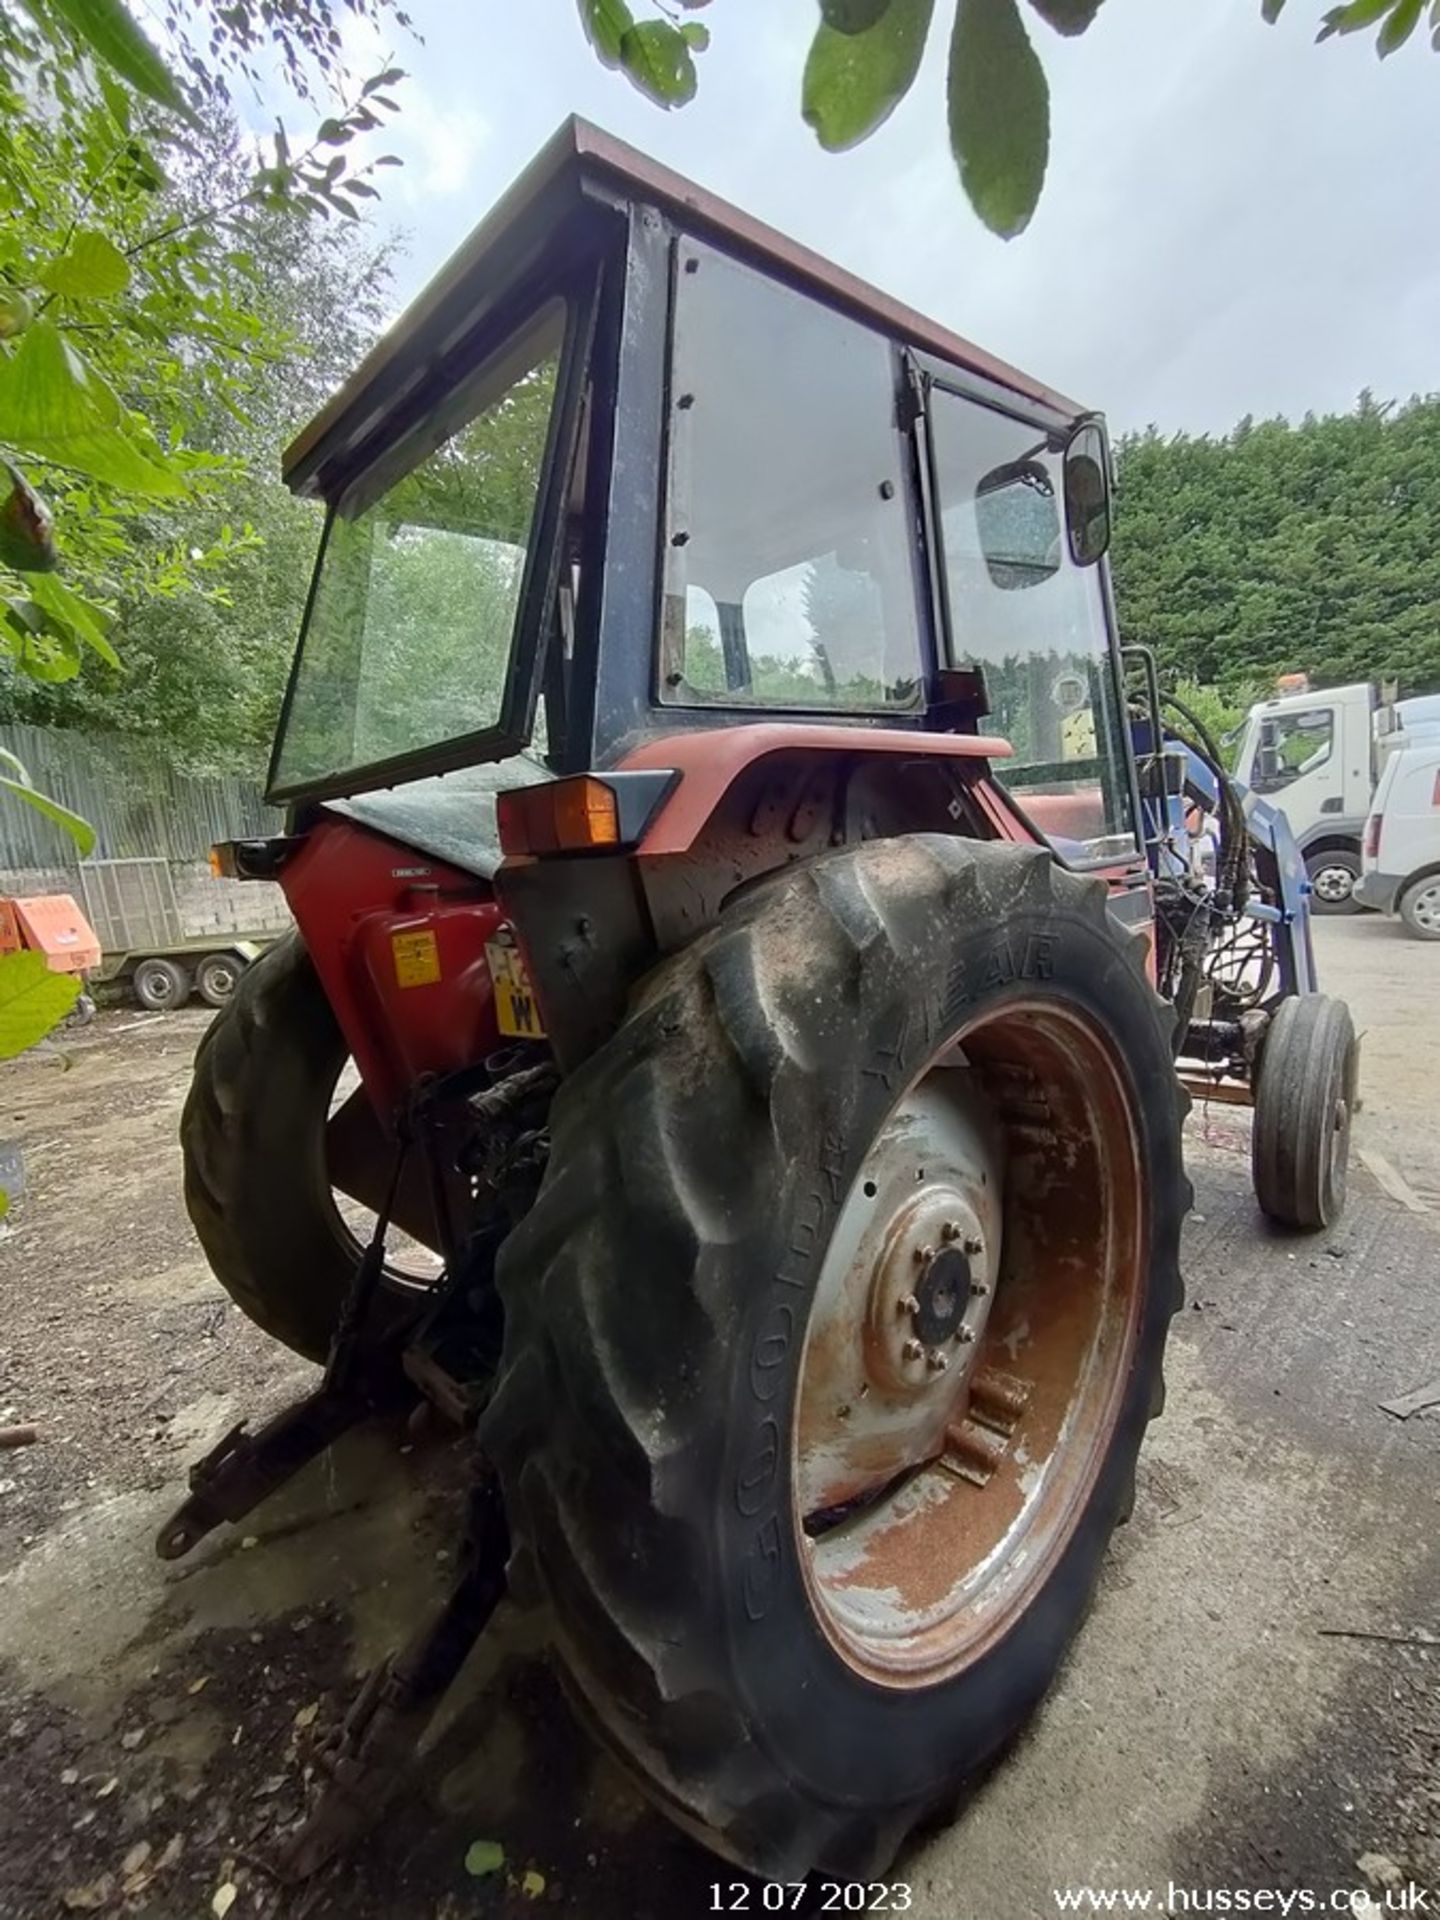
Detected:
left=0, top=0, right=410, bottom=1054
left=1111, top=393, right=1440, bottom=699
left=576, top=0, right=1436, bottom=239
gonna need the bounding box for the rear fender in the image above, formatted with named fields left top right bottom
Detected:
left=499, top=727, right=1031, bottom=1069
left=281, top=813, right=507, bottom=1122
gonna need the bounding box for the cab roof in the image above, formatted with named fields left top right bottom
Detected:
left=283, top=115, right=1081, bottom=501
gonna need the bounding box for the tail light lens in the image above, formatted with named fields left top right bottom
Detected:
left=1364, top=813, right=1382, bottom=859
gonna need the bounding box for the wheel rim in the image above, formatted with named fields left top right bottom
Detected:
left=1311, top=864, right=1354, bottom=904
left=1408, top=882, right=1440, bottom=932
left=141, top=969, right=176, bottom=1007
left=792, top=998, right=1146, bottom=1686
left=202, top=961, right=237, bottom=1001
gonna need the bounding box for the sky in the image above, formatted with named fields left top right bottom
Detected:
left=292, top=0, right=1438, bottom=438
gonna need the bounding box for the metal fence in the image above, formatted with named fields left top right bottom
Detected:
left=0, top=723, right=281, bottom=870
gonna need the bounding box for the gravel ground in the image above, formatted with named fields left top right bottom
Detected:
left=0, top=916, right=1435, bottom=1920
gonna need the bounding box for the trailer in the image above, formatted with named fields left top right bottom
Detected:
left=78, top=857, right=278, bottom=1009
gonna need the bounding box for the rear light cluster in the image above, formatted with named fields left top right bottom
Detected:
left=496, top=769, right=679, bottom=858
left=1364, top=814, right=1382, bottom=859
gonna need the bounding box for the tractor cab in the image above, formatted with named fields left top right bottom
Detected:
left=268, top=118, right=1137, bottom=883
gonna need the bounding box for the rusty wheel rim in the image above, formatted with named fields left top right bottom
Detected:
left=792, top=999, right=1146, bottom=1687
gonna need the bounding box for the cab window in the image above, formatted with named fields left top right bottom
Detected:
left=1253, top=708, right=1334, bottom=792
left=660, top=244, right=922, bottom=713
left=928, top=389, right=1135, bottom=862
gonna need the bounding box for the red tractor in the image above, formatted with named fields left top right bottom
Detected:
left=167, top=122, right=1357, bottom=1882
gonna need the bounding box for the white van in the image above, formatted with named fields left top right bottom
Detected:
left=1355, top=736, right=1440, bottom=938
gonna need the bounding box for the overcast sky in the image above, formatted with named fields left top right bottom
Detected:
left=310, top=0, right=1437, bottom=437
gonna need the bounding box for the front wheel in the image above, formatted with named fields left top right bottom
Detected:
left=1305, top=849, right=1362, bottom=914
left=1251, top=993, right=1358, bottom=1229
left=482, top=837, right=1190, bottom=1880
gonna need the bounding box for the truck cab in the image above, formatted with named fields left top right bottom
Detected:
left=1234, top=682, right=1374, bottom=911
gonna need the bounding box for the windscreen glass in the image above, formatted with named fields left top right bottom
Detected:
left=930, top=388, right=1136, bottom=861
left=271, top=306, right=563, bottom=795
left=660, top=244, right=923, bottom=713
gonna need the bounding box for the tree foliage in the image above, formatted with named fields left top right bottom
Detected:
left=0, top=0, right=408, bottom=689
left=579, top=0, right=1438, bottom=239
left=1111, top=393, right=1440, bottom=699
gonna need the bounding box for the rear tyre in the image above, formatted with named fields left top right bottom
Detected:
left=182, top=932, right=380, bottom=1360
left=482, top=837, right=1189, bottom=1880
left=133, top=956, right=191, bottom=1011
left=195, top=950, right=245, bottom=1008
left=1305, top=849, right=1362, bottom=914
left=1251, top=993, right=1358, bottom=1230
left=1398, top=875, right=1440, bottom=941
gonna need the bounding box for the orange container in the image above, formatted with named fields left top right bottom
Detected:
left=0, top=894, right=102, bottom=975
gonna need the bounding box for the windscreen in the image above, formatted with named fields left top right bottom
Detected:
left=270, top=305, right=564, bottom=797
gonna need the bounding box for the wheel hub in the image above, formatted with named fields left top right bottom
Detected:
left=865, top=1191, right=996, bottom=1394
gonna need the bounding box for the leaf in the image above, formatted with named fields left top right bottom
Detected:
left=802, top=0, right=936, bottom=150
left=0, top=290, right=34, bottom=341
left=0, top=773, right=95, bottom=852
left=17, top=572, right=119, bottom=666
left=211, top=1884, right=237, bottom=1919
left=1318, top=0, right=1397, bottom=36
left=947, top=0, right=1051, bottom=238
left=39, top=230, right=132, bottom=300
left=293, top=1700, right=319, bottom=1728
left=44, top=0, right=189, bottom=114
left=0, top=951, right=82, bottom=1059
left=464, top=1840, right=505, bottom=1878
left=820, top=0, right=891, bottom=29
left=1378, top=0, right=1423, bottom=49
left=0, top=319, right=121, bottom=441
left=576, top=0, right=634, bottom=64
left=1026, top=0, right=1106, bottom=31
left=618, top=19, right=699, bottom=104
left=1261, top=0, right=1287, bottom=18
left=0, top=464, right=58, bottom=572
left=520, top=1869, right=547, bottom=1898
left=680, top=21, right=710, bottom=48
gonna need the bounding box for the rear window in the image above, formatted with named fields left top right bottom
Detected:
left=659, top=244, right=923, bottom=713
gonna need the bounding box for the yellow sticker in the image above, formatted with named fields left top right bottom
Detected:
left=485, top=932, right=546, bottom=1038
left=392, top=928, right=441, bottom=988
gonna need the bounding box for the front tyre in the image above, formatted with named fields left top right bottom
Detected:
left=1305, top=849, right=1362, bottom=914
left=482, top=837, right=1189, bottom=1880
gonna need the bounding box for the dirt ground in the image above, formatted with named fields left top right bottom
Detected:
left=0, top=916, right=1436, bottom=1920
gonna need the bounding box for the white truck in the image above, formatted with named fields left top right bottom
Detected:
left=1355, top=735, right=1440, bottom=938
left=1233, top=682, right=1440, bottom=911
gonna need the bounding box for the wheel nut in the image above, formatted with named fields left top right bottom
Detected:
left=926, top=1348, right=949, bottom=1372
left=955, top=1326, right=976, bottom=1345
left=964, top=1234, right=983, bottom=1257
left=970, top=1278, right=990, bottom=1298
left=897, top=1292, right=920, bottom=1317
left=902, top=1337, right=925, bottom=1362
left=941, top=1221, right=961, bottom=1242
left=913, top=1244, right=936, bottom=1266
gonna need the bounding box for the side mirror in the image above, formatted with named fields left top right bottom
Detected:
left=1063, top=421, right=1111, bottom=567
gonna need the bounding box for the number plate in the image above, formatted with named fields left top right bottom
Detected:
left=485, top=929, right=545, bottom=1039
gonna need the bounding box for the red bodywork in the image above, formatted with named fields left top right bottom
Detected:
left=280, top=814, right=506, bottom=1125
left=280, top=728, right=1149, bottom=1121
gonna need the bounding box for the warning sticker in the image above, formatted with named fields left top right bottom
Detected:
left=485, top=930, right=545, bottom=1039
left=392, top=928, right=441, bottom=988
